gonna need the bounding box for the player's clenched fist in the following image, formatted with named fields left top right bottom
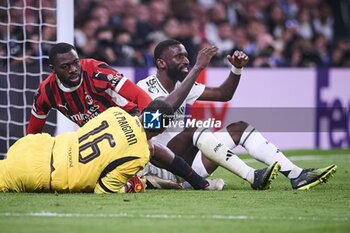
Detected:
left=227, top=50, right=249, bottom=68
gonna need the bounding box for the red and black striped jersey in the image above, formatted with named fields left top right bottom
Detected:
left=27, top=59, right=152, bottom=134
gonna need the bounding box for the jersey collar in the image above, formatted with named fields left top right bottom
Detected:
left=154, top=75, right=173, bottom=94
left=56, top=75, right=83, bottom=92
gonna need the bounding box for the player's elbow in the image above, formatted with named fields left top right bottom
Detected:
left=218, top=91, right=234, bottom=101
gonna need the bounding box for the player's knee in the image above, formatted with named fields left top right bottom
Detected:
left=226, top=121, right=249, bottom=144
left=182, top=126, right=197, bottom=135
left=227, top=121, right=249, bottom=131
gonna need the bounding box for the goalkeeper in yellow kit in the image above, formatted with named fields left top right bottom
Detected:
left=0, top=106, right=150, bottom=193
left=0, top=46, right=220, bottom=194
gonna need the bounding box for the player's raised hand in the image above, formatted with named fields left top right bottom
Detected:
left=194, top=46, right=219, bottom=70
left=227, top=50, right=249, bottom=68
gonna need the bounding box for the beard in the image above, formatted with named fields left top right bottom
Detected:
left=65, top=78, right=81, bottom=87
left=57, top=74, right=81, bottom=87
left=167, top=66, right=188, bottom=82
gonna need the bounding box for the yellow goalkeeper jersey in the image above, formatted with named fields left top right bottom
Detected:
left=0, top=107, right=150, bottom=193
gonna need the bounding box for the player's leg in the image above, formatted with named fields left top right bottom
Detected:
left=150, top=142, right=215, bottom=190
left=168, top=126, right=280, bottom=190
left=167, top=127, right=218, bottom=177
left=219, top=121, right=303, bottom=178
left=193, top=127, right=280, bottom=190
left=216, top=121, right=337, bottom=190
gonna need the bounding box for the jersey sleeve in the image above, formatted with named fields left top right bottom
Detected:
left=31, top=86, right=52, bottom=119
left=26, top=114, right=46, bottom=134
left=184, top=82, right=206, bottom=105
left=92, top=61, right=152, bottom=112
left=117, top=79, right=152, bottom=112
left=94, top=171, right=126, bottom=194
left=27, top=86, right=53, bottom=134
left=94, top=163, right=144, bottom=194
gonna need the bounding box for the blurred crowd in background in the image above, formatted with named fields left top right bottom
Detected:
left=1, top=0, right=350, bottom=68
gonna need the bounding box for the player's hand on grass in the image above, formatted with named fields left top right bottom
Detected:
left=194, top=46, right=219, bottom=70
left=124, top=175, right=146, bottom=193
left=227, top=50, right=249, bottom=68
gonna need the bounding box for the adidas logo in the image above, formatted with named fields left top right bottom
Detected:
left=226, top=150, right=235, bottom=161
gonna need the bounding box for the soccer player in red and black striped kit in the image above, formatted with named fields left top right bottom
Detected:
left=27, top=43, right=151, bottom=134
left=26, top=42, right=224, bottom=191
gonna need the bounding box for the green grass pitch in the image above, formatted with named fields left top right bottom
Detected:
left=0, top=149, right=349, bottom=233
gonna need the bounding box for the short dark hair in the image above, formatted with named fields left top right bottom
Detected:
left=153, top=39, right=181, bottom=65
left=142, top=98, right=174, bottom=132
left=49, top=42, right=76, bottom=65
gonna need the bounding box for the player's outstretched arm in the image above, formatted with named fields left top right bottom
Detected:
left=198, top=50, right=249, bottom=102
left=117, top=79, right=153, bottom=112
left=163, top=46, right=218, bottom=111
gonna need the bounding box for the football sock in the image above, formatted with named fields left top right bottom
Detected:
left=213, top=130, right=237, bottom=149
left=181, top=154, right=211, bottom=189
left=240, top=125, right=303, bottom=179
left=193, top=127, right=254, bottom=184
left=168, top=155, right=208, bottom=190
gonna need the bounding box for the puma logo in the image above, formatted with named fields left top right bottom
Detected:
left=58, top=103, right=68, bottom=111
left=95, top=71, right=101, bottom=78
left=226, top=150, right=235, bottom=161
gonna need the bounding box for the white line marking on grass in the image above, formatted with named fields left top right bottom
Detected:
left=0, top=212, right=348, bottom=222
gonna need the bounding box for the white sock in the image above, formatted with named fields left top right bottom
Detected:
left=193, top=127, right=255, bottom=184
left=240, top=125, right=302, bottom=179
left=213, top=130, right=237, bottom=149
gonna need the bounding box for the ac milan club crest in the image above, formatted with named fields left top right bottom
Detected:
left=85, top=93, right=93, bottom=105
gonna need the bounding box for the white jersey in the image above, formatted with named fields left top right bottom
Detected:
left=137, top=74, right=205, bottom=145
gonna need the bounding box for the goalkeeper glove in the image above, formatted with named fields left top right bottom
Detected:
left=124, top=176, right=146, bottom=193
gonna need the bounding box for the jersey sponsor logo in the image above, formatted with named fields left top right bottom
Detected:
left=114, top=112, right=137, bottom=145
left=70, top=104, right=100, bottom=123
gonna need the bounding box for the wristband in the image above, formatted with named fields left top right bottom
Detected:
left=231, top=66, right=242, bottom=76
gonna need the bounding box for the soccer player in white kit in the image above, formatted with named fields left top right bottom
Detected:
left=137, top=39, right=336, bottom=190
